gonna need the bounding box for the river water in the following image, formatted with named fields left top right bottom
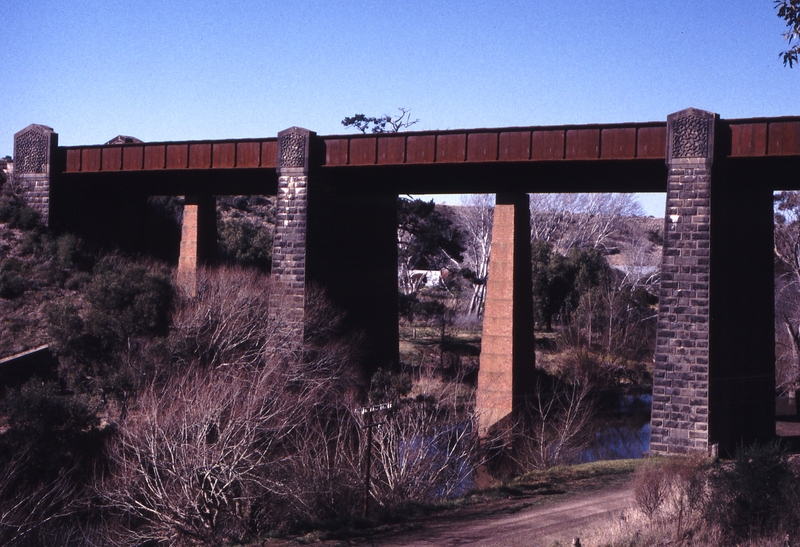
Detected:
left=579, top=393, right=652, bottom=462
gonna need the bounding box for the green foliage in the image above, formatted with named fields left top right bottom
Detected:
left=46, top=254, right=173, bottom=396
left=217, top=216, right=273, bottom=270
left=13, top=206, right=40, bottom=230
left=0, top=258, right=27, bottom=298
left=369, top=368, right=413, bottom=403
left=0, top=176, right=40, bottom=230
left=398, top=197, right=465, bottom=271
left=0, top=379, right=106, bottom=547
left=531, top=241, right=607, bottom=331
left=53, top=233, right=81, bottom=269
left=84, top=256, right=173, bottom=342
left=341, top=107, right=419, bottom=133
left=777, top=0, right=800, bottom=67
left=0, top=380, right=102, bottom=479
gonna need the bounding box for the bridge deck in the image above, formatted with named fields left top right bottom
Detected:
left=59, top=117, right=800, bottom=175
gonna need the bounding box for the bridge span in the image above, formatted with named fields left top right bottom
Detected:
left=12, top=108, right=800, bottom=454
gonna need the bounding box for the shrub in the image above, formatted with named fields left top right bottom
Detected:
left=0, top=258, right=27, bottom=298
left=2, top=380, right=102, bottom=476
left=46, top=254, right=174, bottom=400
left=0, top=380, right=106, bottom=547
left=169, top=266, right=293, bottom=368
left=369, top=368, right=412, bottom=403
left=632, top=456, right=709, bottom=540
left=0, top=174, right=40, bottom=230
left=49, top=255, right=173, bottom=355
left=633, top=460, right=669, bottom=519
left=621, top=446, right=800, bottom=545
left=99, top=272, right=364, bottom=544
left=217, top=216, right=273, bottom=270
left=369, top=368, right=482, bottom=505
left=0, top=271, right=26, bottom=298
left=705, top=440, right=800, bottom=540
left=510, top=376, right=595, bottom=471
left=11, top=206, right=40, bottom=230
left=85, top=256, right=173, bottom=341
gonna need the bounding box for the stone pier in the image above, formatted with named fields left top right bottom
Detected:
left=650, top=108, right=775, bottom=455
left=13, top=124, right=58, bottom=225
left=271, top=127, right=312, bottom=330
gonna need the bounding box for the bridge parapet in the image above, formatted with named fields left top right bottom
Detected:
left=63, top=138, right=278, bottom=173
left=321, top=122, right=667, bottom=166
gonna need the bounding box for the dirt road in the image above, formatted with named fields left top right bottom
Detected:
left=364, top=485, right=631, bottom=546
left=274, top=483, right=634, bottom=547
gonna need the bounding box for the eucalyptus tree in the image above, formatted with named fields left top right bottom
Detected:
left=776, top=0, right=800, bottom=67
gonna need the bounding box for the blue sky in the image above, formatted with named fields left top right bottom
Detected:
left=3, top=1, right=796, bottom=215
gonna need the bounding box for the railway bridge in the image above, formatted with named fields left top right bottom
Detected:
left=13, top=108, right=800, bottom=454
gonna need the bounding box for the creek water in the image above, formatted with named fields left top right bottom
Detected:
left=579, top=393, right=652, bottom=462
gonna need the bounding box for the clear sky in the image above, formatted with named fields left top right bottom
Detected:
left=3, top=1, right=796, bottom=216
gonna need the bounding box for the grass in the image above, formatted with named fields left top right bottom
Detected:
left=398, top=323, right=482, bottom=376
left=475, top=459, right=645, bottom=505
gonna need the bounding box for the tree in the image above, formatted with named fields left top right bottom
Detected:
left=454, top=194, right=494, bottom=318
left=776, top=0, right=800, bottom=67
left=341, top=107, right=419, bottom=133
left=774, top=191, right=800, bottom=392
left=529, top=193, right=643, bottom=255
left=531, top=242, right=607, bottom=332
left=397, top=197, right=464, bottom=296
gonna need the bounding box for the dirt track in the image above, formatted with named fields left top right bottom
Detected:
left=364, top=485, right=632, bottom=546
left=273, top=483, right=634, bottom=547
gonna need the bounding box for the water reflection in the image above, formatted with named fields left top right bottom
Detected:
left=580, top=394, right=652, bottom=462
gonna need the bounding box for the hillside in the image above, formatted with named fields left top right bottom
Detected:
left=0, top=210, right=80, bottom=359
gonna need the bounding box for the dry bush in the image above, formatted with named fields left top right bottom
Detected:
left=632, top=461, right=668, bottom=519
left=631, top=456, right=709, bottom=540
left=510, top=376, right=595, bottom=471
left=594, top=449, right=800, bottom=547
left=97, top=269, right=364, bottom=545
left=369, top=368, right=483, bottom=506
left=99, top=362, right=360, bottom=545
left=4, top=265, right=492, bottom=544
left=169, top=267, right=300, bottom=368
left=588, top=456, right=711, bottom=547
left=704, top=441, right=800, bottom=542
left=0, top=447, right=99, bottom=547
